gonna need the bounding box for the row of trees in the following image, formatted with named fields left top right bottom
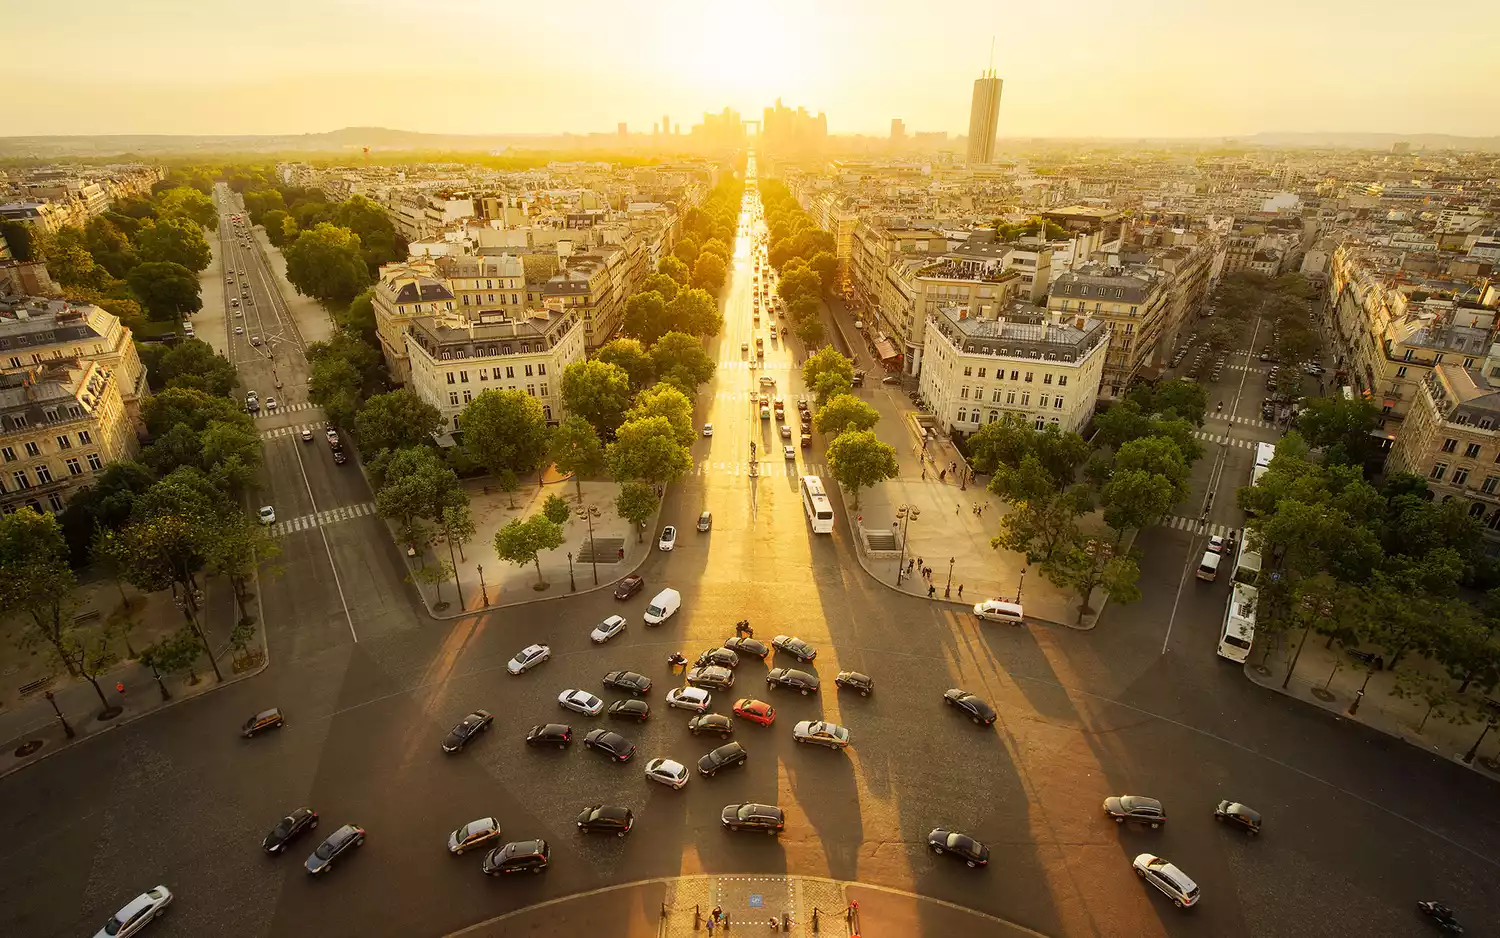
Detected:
left=972, top=379, right=1211, bottom=622
left=1, top=181, right=219, bottom=324
left=759, top=179, right=836, bottom=348
left=1201, top=271, right=1321, bottom=379
left=669, top=177, right=744, bottom=295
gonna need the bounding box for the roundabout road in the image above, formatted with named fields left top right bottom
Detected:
left=3, top=177, right=1499, bottom=938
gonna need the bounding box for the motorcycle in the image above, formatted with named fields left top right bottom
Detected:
left=1418, top=901, right=1464, bottom=934
left=667, top=653, right=688, bottom=669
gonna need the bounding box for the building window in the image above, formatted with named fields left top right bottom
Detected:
left=527, top=385, right=536, bottom=397
left=1396, top=366, right=1408, bottom=378
left=1481, top=418, right=1494, bottom=430
left=47, top=493, right=64, bottom=512
left=1054, top=397, right=1064, bottom=409
left=24, top=442, right=40, bottom=458
left=539, top=384, right=548, bottom=397
left=493, top=368, right=503, bottom=380
left=463, top=390, right=473, bottom=403
left=13, top=470, right=29, bottom=489
left=463, top=295, right=470, bottom=305
left=1058, top=376, right=1068, bottom=387
left=1020, top=392, right=1031, bottom=406
left=963, top=367, right=972, bottom=377
left=977, top=368, right=986, bottom=379
left=1431, top=462, right=1448, bottom=481
left=1006, top=390, right=1016, bottom=404
left=991, top=389, right=1003, bottom=403
left=461, top=371, right=470, bottom=383
left=957, top=409, right=968, bottom=423
left=1442, top=438, right=1458, bottom=453
left=56, top=435, right=71, bottom=450
left=1044, top=374, right=1053, bottom=385
left=65, top=457, right=81, bottom=476
left=1465, top=443, right=1482, bottom=459
left=988, top=410, right=999, bottom=423
left=1010, top=370, right=1019, bottom=380
left=960, top=388, right=970, bottom=399
left=1403, top=349, right=1414, bottom=362
left=1035, top=417, right=1045, bottom=430
left=525, top=364, right=534, bottom=377
left=1453, top=468, right=1471, bottom=486
left=446, top=372, right=456, bottom=385
left=1039, top=395, right=1050, bottom=408
left=488, top=294, right=495, bottom=303
left=506, top=366, right=515, bottom=379
left=1024, top=372, right=1034, bottom=383
left=86, top=452, right=102, bottom=471
left=449, top=392, right=460, bottom=405
left=538, top=363, right=546, bottom=376
left=34, top=464, right=52, bottom=484
left=1483, top=476, right=1499, bottom=495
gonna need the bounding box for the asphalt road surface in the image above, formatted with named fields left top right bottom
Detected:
left=2, top=174, right=1497, bottom=938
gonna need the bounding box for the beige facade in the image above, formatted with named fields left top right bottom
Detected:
left=371, top=260, right=457, bottom=385
left=1387, top=357, right=1500, bottom=537
left=1046, top=265, right=1169, bottom=399
left=1, top=358, right=138, bottom=515
left=435, top=254, right=527, bottom=320
left=1, top=297, right=148, bottom=431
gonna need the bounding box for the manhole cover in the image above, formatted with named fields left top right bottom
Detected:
left=14, top=739, right=43, bottom=757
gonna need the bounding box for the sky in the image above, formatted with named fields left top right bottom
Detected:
left=3, top=0, right=1499, bottom=139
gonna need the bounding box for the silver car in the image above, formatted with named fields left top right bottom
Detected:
left=448, top=817, right=501, bottom=855
left=644, top=757, right=690, bottom=789
left=686, top=665, right=734, bottom=690
left=792, top=720, right=850, bottom=749
left=590, top=615, right=627, bottom=644
left=93, top=886, right=173, bottom=938
left=557, top=689, right=604, bottom=716
left=506, top=644, right=550, bottom=675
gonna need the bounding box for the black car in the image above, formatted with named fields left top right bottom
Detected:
left=482, top=839, right=550, bottom=875
left=771, top=635, right=817, bottom=662
left=576, top=804, right=634, bottom=837
left=442, top=709, right=494, bottom=753
left=603, top=670, right=652, bottom=695
left=1103, top=795, right=1166, bottom=827
left=686, top=666, right=735, bottom=690
left=722, top=637, right=769, bottom=659
left=614, top=574, right=644, bottom=600
left=608, top=699, right=651, bottom=723
left=1213, top=800, right=1262, bottom=834
left=697, top=741, right=748, bottom=776
left=721, top=803, right=785, bottom=833
left=525, top=723, right=573, bottom=749
left=928, top=828, right=990, bottom=868
left=688, top=712, right=734, bottom=737
left=697, top=647, right=741, bottom=669
left=835, top=671, right=874, bottom=697
left=304, top=824, right=364, bottom=874
left=263, top=807, right=318, bottom=854
left=582, top=728, right=636, bottom=762
left=242, top=707, right=284, bottom=738
left=766, top=668, right=820, bottom=696
left=943, top=689, right=996, bottom=725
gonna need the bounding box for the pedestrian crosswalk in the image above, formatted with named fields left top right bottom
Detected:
left=1221, top=415, right=1278, bottom=430
left=1161, top=515, right=1238, bottom=538
left=718, top=359, right=795, bottom=371
left=260, top=421, right=326, bottom=441
left=1190, top=430, right=1256, bottom=451
left=254, top=401, right=319, bottom=419
left=695, top=460, right=827, bottom=478
left=271, top=501, right=376, bottom=536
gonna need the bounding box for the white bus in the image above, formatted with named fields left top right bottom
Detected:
left=799, top=475, right=835, bottom=534
left=1218, top=537, right=1262, bottom=662
left=1253, top=441, right=1276, bottom=470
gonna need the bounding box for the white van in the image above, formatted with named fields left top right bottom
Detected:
left=1195, top=550, right=1222, bottom=582
left=973, top=600, right=1025, bottom=625
left=643, top=588, right=681, bottom=626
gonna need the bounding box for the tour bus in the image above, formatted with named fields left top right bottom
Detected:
left=799, top=475, right=835, bottom=534
left=1253, top=441, right=1276, bottom=470
left=1218, top=537, right=1262, bottom=662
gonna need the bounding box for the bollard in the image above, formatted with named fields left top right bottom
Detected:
left=812, top=908, right=819, bottom=933
left=694, top=904, right=701, bottom=930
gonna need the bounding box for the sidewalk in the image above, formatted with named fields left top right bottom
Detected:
left=0, top=571, right=269, bottom=778
left=252, top=226, right=336, bottom=346
left=404, top=475, right=656, bottom=617
left=1247, top=632, right=1500, bottom=779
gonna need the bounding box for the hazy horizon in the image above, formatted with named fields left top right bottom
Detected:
left=3, top=0, right=1498, bottom=139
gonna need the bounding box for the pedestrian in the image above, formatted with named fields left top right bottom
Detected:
left=713, top=906, right=723, bottom=923
left=939, top=469, right=947, bottom=482
left=921, top=467, right=926, bottom=480
left=907, top=558, right=915, bottom=574
left=928, top=584, right=936, bottom=598
left=958, top=584, right=964, bottom=599
left=925, top=566, right=933, bottom=579
left=707, top=918, right=715, bottom=935
left=954, top=503, right=959, bottom=514
left=917, top=556, right=924, bottom=570
left=116, top=681, right=126, bottom=696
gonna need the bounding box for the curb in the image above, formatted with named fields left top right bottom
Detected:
left=1240, top=659, right=1500, bottom=783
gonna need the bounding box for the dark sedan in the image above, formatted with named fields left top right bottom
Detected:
left=576, top=804, right=634, bottom=837
left=766, top=668, right=820, bottom=696
left=441, top=709, right=493, bottom=753
left=771, top=635, right=817, bottom=661
left=607, top=699, right=651, bottom=723
left=686, top=665, right=735, bottom=690
left=697, top=741, right=748, bottom=776
left=1104, top=795, right=1166, bottom=828
left=524, top=723, right=572, bottom=749
left=262, top=807, right=318, bottom=855
left=304, top=824, right=364, bottom=874
left=482, top=839, right=549, bottom=875
left=582, top=728, right=636, bottom=762
left=689, top=712, right=734, bottom=737
left=721, top=803, right=785, bottom=834
left=614, top=574, right=644, bottom=600
left=722, top=637, right=769, bottom=659
left=928, top=828, right=990, bottom=868
left=603, top=670, right=652, bottom=695
left=1214, top=800, right=1261, bottom=834
left=835, top=671, right=874, bottom=697
left=943, top=689, right=996, bottom=725
left=697, top=647, right=741, bottom=669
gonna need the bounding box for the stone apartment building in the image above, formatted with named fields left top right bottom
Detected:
left=371, top=260, right=457, bottom=385
left=1046, top=264, right=1169, bottom=399
left=0, top=296, right=148, bottom=429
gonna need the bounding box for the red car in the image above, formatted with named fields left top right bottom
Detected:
left=733, top=698, right=776, bottom=726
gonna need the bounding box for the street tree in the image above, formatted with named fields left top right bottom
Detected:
left=795, top=316, right=826, bottom=347
left=639, top=272, right=680, bottom=304
left=562, top=359, right=634, bottom=436
left=814, top=394, right=879, bottom=435
left=649, top=332, right=715, bottom=394
left=204, top=507, right=279, bottom=622
left=803, top=347, right=855, bottom=406
left=140, top=627, right=204, bottom=694
left=1042, top=535, right=1142, bottom=625
left=412, top=559, right=457, bottom=609
left=116, top=510, right=222, bottom=682
left=308, top=355, right=362, bottom=428
left=227, top=616, right=260, bottom=669
left=375, top=446, right=465, bottom=542
left=626, top=384, right=696, bottom=447
left=549, top=415, right=606, bottom=502
left=667, top=287, right=722, bottom=337
left=615, top=481, right=658, bottom=543
left=493, top=515, right=566, bottom=589
left=542, top=493, right=572, bottom=526
left=658, top=255, right=690, bottom=285
left=142, top=386, right=250, bottom=438
left=1391, top=668, right=1471, bottom=734
left=153, top=185, right=218, bottom=229
left=441, top=503, right=476, bottom=565
left=1102, top=469, right=1178, bottom=544
left=57, top=624, right=122, bottom=719
left=355, top=389, right=443, bottom=454
left=284, top=223, right=371, bottom=304
left=624, top=291, right=670, bottom=344
left=261, top=209, right=292, bottom=246
left=133, top=215, right=212, bottom=271
left=1295, top=396, right=1383, bottom=467
left=691, top=252, right=727, bottom=292
left=199, top=420, right=264, bottom=494
left=1127, top=379, right=1208, bottom=426
left=806, top=251, right=838, bottom=289
left=1111, top=436, right=1192, bottom=504
left=595, top=338, right=656, bottom=391
left=127, top=261, right=202, bottom=320
left=460, top=389, right=551, bottom=503
left=698, top=238, right=730, bottom=263
left=0, top=509, right=82, bottom=676
left=143, top=339, right=237, bottom=396
left=607, top=416, right=693, bottom=487
left=825, top=429, right=898, bottom=511
left=84, top=216, right=138, bottom=278
left=673, top=238, right=699, bottom=267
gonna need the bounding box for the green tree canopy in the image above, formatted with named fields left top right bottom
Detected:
left=596, top=338, right=656, bottom=391
left=825, top=428, right=898, bottom=510
left=355, top=389, right=443, bottom=454
left=561, top=360, right=633, bottom=436
left=803, top=346, right=855, bottom=407
left=607, top=415, right=693, bottom=487
left=460, top=389, right=551, bottom=494
left=649, top=332, right=715, bottom=394
left=127, top=261, right=202, bottom=320
left=626, top=384, right=696, bottom=447
left=614, top=480, right=658, bottom=542
left=666, top=287, right=723, bottom=338
left=493, top=514, right=566, bottom=587
left=639, top=272, right=680, bottom=304
left=141, top=338, right=236, bottom=396
left=549, top=415, right=606, bottom=501
left=813, top=393, right=879, bottom=435
left=1295, top=396, right=1382, bottom=467
left=284, top=223, right=372, bottom=304
left=658, top=255, right=690, bottom=285
left=691, top=252, right=727, bottom=292
left=133, top=215, right=212, bottom=272
left=153, top=186, right=219, bottom=230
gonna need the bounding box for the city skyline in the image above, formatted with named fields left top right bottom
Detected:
left=2, top=0, right=1498, bottom=139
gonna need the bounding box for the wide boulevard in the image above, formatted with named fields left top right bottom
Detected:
left=2, top=173, right=1498, bottom=938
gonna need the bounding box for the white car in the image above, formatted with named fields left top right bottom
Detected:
left=644, top=757, right=690, bottom=789
left=702, top=423, right=713, bottom=437
left=793, top=720, right=851, bottom=750
left=265, top=397, right=277, bottom=410
left=972, top=600, right=1025, bottom=625
left=250, top=336, right=262, bottom=346
left=665, top=687, right=712, bottom=713
left=234, top=326, right=244, bottom=335
left=1132, top=853, right=1200, bottom=908
left=784, top=445, right=795, bottom=460
left=1207, top=534, right=1228, bottom=554
left=506, top=643, right=550, bottom=675
left=557, top=689, right=604, bottom=716
left=658, top=526, right=677, bottom=551
left=301, top=428, right=314, bottom=442
left=93, top=886, right=173, bottom=938
left=258, top=506, right=276, bottom=525
left=590, top=615, right=627, bottom=644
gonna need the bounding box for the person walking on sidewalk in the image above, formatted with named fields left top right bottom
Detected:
left=958, top=584, right=964, bottom=599
left=928, top=584, right=937, bottom=598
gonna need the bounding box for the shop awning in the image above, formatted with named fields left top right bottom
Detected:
left=875, top=338, right=900, bottom=361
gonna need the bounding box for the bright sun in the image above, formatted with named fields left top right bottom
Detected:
left=653, top=0, right=833, bottom=114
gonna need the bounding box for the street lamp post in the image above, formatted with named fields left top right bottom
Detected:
left=577, top=505, right=601, bottom=586
left=148, top=661, right=171, bottom=702
left=945, top=557, right=955, bottom=598
left=43, top=690, right=75, bottom=739
left=1016, top=567, right=1027, bottom=604
left=893, top=504, right=921, bottom=586
left=1462, top=716, right=1497, bottom=765
left=1347, top=667, right=1376, bottom=716
left=567, top=551, right=576, bottom=592
left=477, top=565, right=489, bottom=607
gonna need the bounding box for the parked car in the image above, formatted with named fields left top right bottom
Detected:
left=558, top=689, right=605, bottom=716
left=582, top=728, right=636, bottom=762
left=607, top=699, right=651, bottom=723
left=482, top=839, right=550, bottom=875
left=943, top=689, right=997, bottom=725
left=696, top=647, right=740, bottom=669
left=241, top=707, right=284, bottom=738
left=304, top=824, right=365, bottom=874
left=1213, top=800, right=1262, bottom=834
left=793, top=720, right=850, bottom=749
left=644, top=758, right=690, bottom=789
left=722, top=636, right=769, bottom=659
left=766, top=668, right=820, bottom=696
left=1104, top=795, right=1166, bottom=828
left=448, top=817, right=502, bottom=855
left=927, top=829, right=990, bottom=868
left=507, top=644, right=551, bottom=675
left=613, top=575, right=645, bottom=600
left=93, top=886, right=173, bottom=938
left=697, top=741, right=748, bottom=776
left=262, top=808, right=318, bottom=855
left=441, top=710, right=493, bottom=753
left=524, top=723, right=572, bottom=748
left=603, top=670, right=652, bottom=695
left=834, top=671, right=874, bottom=697
left=697, top=511, right=713, bottom=532
left=1132, top=853, right=1199, bottom=908
left=688, top=712, right=734, bottom=736
left=721, top=803, right=785, bottom=834
left=576, top=804, right=634, bottom=836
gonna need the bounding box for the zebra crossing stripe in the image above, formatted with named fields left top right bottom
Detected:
left=1160, top=515, right=1236, bottom=537
left=269, top=501, right=376, bottom=536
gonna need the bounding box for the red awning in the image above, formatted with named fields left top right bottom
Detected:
left=875, top=338, right=900, bottom=361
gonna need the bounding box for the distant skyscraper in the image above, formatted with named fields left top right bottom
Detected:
left=663, top=115, right=671, bottom=136
left=966, top=68, right=1003, bottom=165
left=618, top=122, right=628, bottom=138
left=891, top=118, right=906, bottom=143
